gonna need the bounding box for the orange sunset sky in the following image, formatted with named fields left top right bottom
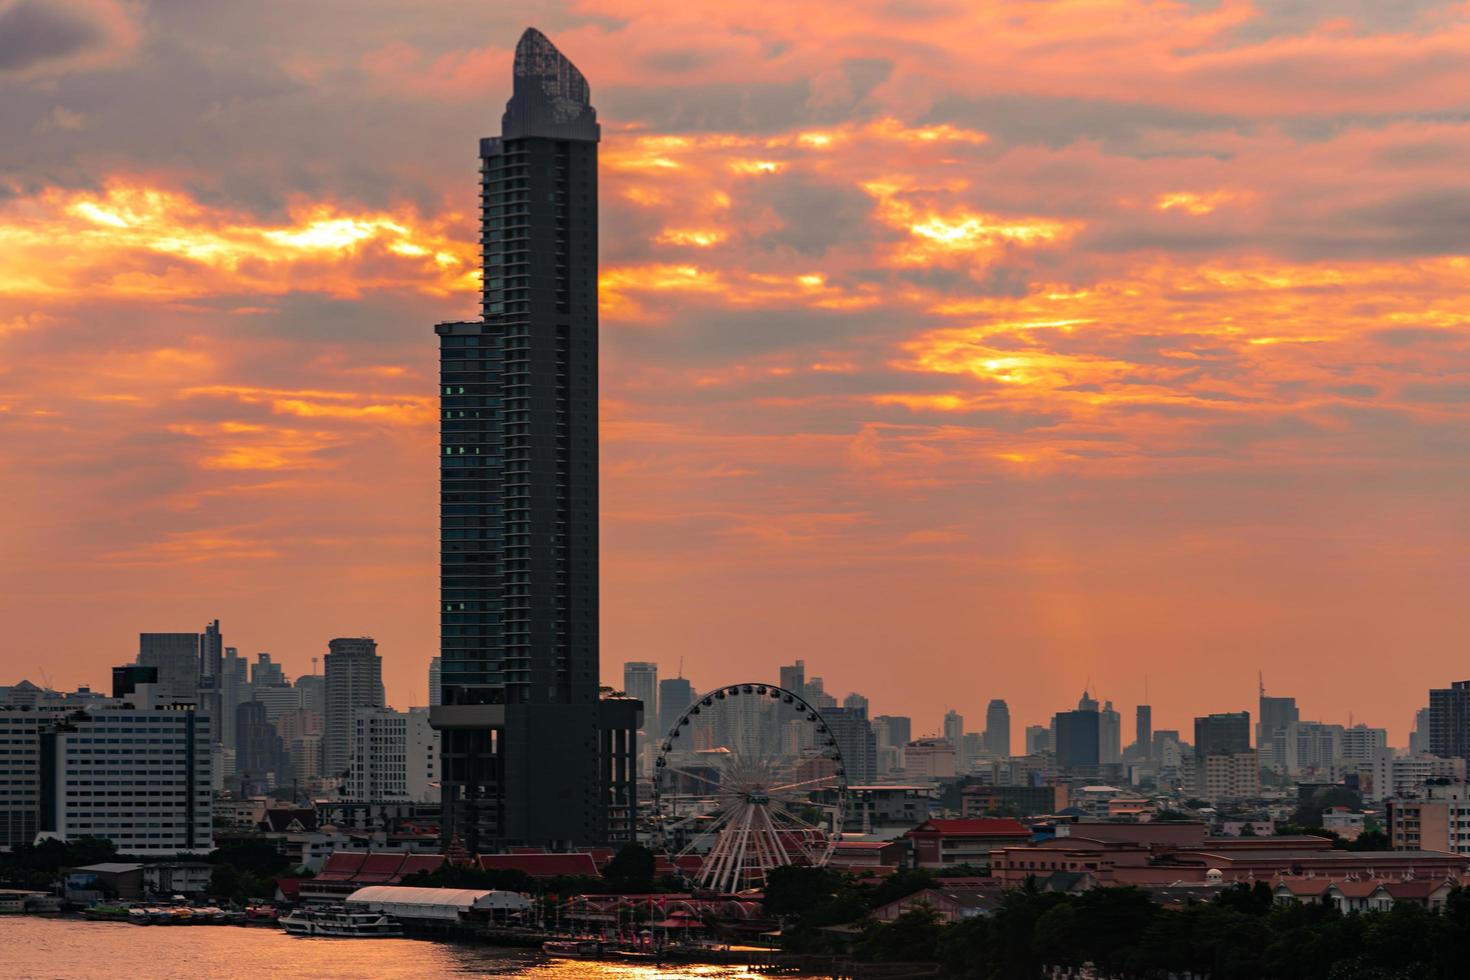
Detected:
left=3, top=0, right=1470, bottom=742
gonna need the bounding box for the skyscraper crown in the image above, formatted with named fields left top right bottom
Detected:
left=502, top=27, right=600, bottom=142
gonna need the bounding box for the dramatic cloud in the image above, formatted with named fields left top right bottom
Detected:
left=3, top=0, right=1470, bottom=736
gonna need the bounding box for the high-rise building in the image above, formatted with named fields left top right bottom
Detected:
left=252, top=653, right=286, bottom=688
left=658, top=676, right=695, bottom=737
left=137, top=632, right=200, bottom=704
left=111, top=665, right=157, bottom=699
left=1258, top=691, right=1299, bottom=772
left=1133, top=704, right=1152, bottom=758
left=295, top=672, right=325, bottom=717
left=1429, top=682, right=1470, bottom=764
left=1410, top=707, right=1432, bottom=755
left=1341, top=724, right=1388, bottom=765
left=1025, top=724, right=1051, bottom=756
left=31, top=692, right=213, bottom=854
left=984, top=699, right=1011, bottom=758
left=623, top=662, right=658, bottom=727
left=221, top=646, right=245, bottom=752
left=199, top=619, right=223, bottom=684
left=1053, top=709, right=1100, bottom=769
left=1194, top=711, right=1251, bottom=759
left=874, top=715, right=912, bottom=750
left=430, top=29, right=638, bottom=852
left=1100, top=700, right=1122, bottom=764
left=0, top=710, right=43, bottom=848
left=779, top=661, right=806, bottom=699
left=844, top=692, right=870, bottom=717
left=235, top=700, right=288, bottom=795
left=429, top=656, right=442, bottom=707
left=825, top=706, right=877, bottom=783
left=349, top=707, right=410, bottom=800
left=942, top=709, right=964, bottom=748
left=324, top=637, right=384, bottom=778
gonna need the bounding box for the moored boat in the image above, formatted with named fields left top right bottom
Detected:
left=542, top=939, right=600, bottom=957
left=279, top=907, right=401, bottom=938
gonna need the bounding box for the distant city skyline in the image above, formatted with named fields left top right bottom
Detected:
left=5, top=6, right=1470, bottom=748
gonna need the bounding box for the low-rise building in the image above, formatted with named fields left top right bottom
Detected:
left=962, top=784, right=1067, bottom=818
left=871, top=886, right=1003, bottom=923
left=1388, top=780, right=1470, bottom=854
left=905, top=818, right=1032, bottom=871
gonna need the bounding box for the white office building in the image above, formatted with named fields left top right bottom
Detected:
left=36, top=688, right=213, bottom=854
left=348, top=707, right=439, bottom=803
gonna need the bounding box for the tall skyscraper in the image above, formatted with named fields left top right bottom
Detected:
left=137, top=632, right=200, bottom=704
left=942, top=709, right=964, bottom=747
left=253, top=653, right=286, bottom=687
left=623, top=662, right=658, bottom=727
left=1134, top=704, right=1152, bottom=758
left=1429, top=682, right=1470, bottom=764
left=825, top=707, right=877, bottom=783
left=1053, top=708, right=1100, bottom=769
left=843, top=692, right=870, bottom=717
left=429, top=656, right=442, bottom=707
left=874, top=715, right=912, bottom=749
left=1100, top=700, right=1122, bottom=764
left=430, top=28, right=638, bottom=851
left=199, top=619, right=223, bottom=683
left=1194, top=711, right=1251, bottom=759
left=324, top=637, right=383, bottom=777
left=658, top=676, right=695, bottom=737
left=779, top=660, right=807, bottom=698
left=1258, top=688, right=1299, bottom=773
left=984, top=699, right=1011, bottom=758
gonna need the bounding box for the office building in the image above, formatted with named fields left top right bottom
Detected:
left=429, top=656, right=442, bottom=707
left=1194, top=711, right=1251, bottom=759
left=844, top=692, right=870, bottom=716
left=347, top=706, right=441, bottom=803
left=1429, top=681, right=1470, bottom=764
left=252, top=653, right=286, bottom=687
left=1025, top=724, right=1051, bottom=756
left=1388, top=781, right=1470, bottom=854
left=1100, top=700, right=1122, bottom=764
left=295, top=672, right=325, bottom=717
left=779, top=660, right=806, bottom=698
left=429, top=29, right=639, bottom=851
left=111, top=665, right=157, bottom=699
left=658, top=676, right=695, bottom=736
left=984, top=699, right=1011, bottom=758
left=623, top=661, right=658, bottom=728
left=34, top=690, right=212, bottom=854
left=220, top=646, right=245, bottom=751
left=137, top=632, right=200, bottom=704
left=1362, top=752, right=1465, bottom=803
left=1053, top=708, right=1101, bottom=769
left=1200, top=751, right=1261, bottom=801
left=1258, top=692, right=1299, bottom=773
left=1409, top=707, right=1431, bottom=755
left=875, top=715, right=912, bottom=750
left=942, top=709, right=964, bottom=748
left=825, top=706, right=877, bottom=783
left=253, top=683, right=302, bottom=722
left=1132, top=704, right=1152, bottom=758
left=235, top=700, right=288, bottom=794
left=324, top=637, right=384, bottom=778
left=0, top=710, right=43, bottom=847
left=1341, top=724, right=1388, bottom=765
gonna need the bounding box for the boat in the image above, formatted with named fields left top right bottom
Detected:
left=542, top=939, right=600, bottom=957
left=83, top=904, right=131, bottom=921
left=279, top=907, right=402, bottom=937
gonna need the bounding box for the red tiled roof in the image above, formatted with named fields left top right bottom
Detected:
left=1277, top=879, right=1333, bottom=896
left=399, top=854, right=445, bottom=876
left=909, top=819, right=1032, bottom=837
left=1332, top=880, right=1390, bottom=898
left=315, top=851, right=367, bottom=880
left=480, top=853, right=601, bottom=878
left=275, top=877, right=303, bottom=900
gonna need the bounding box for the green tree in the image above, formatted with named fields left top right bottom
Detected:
left=857, top=906, right=945, bottom=963
left=602, top=844, right=656, bottom=893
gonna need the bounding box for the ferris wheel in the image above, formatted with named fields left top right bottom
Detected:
left=650, top=683, right=848, bottom=894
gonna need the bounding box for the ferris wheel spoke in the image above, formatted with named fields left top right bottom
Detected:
left=768, top=773, right=843, bottom=795
left=661, top=765, right=725, bottom=791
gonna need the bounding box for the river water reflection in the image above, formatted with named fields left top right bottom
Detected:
left=0, top=918, right=794, bottom=980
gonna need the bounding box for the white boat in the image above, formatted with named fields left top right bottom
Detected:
left=279, top=907, right=402, bottom=937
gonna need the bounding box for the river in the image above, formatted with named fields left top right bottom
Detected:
left=0, top=918, right=791, bottom=979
